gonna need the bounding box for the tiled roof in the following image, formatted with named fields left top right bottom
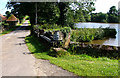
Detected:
left=6, top=14, right=18, bottom=21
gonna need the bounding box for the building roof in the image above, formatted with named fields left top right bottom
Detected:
left=6, top=14, right=18, bottom=22
left=0, top=14, right=7, bottom=21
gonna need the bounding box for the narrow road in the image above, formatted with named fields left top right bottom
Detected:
left=0, top=20, right=75, bottom=77
left=1, top=21, right=37, bottom=76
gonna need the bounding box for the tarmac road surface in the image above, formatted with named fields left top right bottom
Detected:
left=0, top=20, right=75, bottom=77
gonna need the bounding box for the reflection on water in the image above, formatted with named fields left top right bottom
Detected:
left=76, top=22, right=120, bottom=46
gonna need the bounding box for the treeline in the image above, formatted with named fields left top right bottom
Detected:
left=7, top=2, right=119, bottom=31
left=6, top=2, right=95, bottom=29
left=91, top=6, right=119, bottom=23
left=75, top=6, right=119, bottom=23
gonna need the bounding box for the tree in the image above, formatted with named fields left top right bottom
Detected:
left=108, top=6, right=118, bottom=15
left=6, top=1, right=96, bottom=31
left=72, top=2, right=95, bottom=22
left=118, top=8, right=120, bottom=23
left=5, top=11, right=11, bottom=18
left=91, top=12, right=108, bottom=23
left=83, top=10, right=91, bottom=22
left=107, top=6, right=118, bottom=23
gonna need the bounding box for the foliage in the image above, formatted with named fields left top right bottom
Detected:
left=60, top=27, right=71, bottom=39
left=0, top=22, right=2, bottom=25
left=25, top=35, right=118, bottom=76
left=5, top=11, right=11, bottom=19
left=38, top=24, right=62, bottom=30
left=103, top=28, right=117, bottom=38
left=91, top=12, right=108, bottom=23
left=71, top=28, right=103, bottom=42
left=1, top=22, right=9, bottom=28
left=70, top=28, right=116, bottom=42
left=33, top=24, right=71, bottom=45
left=24, top=15, right=29, bottom=20
left=68, top=44, right=118, bottom=59
left=107, top=6, right=118, bottom=23
left=7, top=1, right=96, bottom=29
left=33, top=24, right=71, bottom=33
left=73, top=2, right=95, bottom=23
left=107, top=14, right=119, bottom=23
left=49, top=47, right=70, bottom=57
left=7, top=2, right=73, bottom=27
left=0, top=26, right=17, bottom=36
left=60, top=27, right=71, bottom=33
left=91, top=6, right=119, bottom=23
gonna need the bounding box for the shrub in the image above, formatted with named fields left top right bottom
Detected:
left=56, top=50, right=70, bottom=57
left=67, top=44, right=118, bottom=59
left=71, top=28, right=98, bottom=42
left=70, top=28, right=116, bottom=42
left=35, top=23, right=62, bottom=30
left=49, top=47, right=70, bottom=57
left=103, top=28, right=117, bottom=38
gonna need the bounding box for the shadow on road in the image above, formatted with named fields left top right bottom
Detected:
left=23, top=52, right=33, bottom=55
left=17, top=37, right=26, bottom=39
left=16, top=26, right=31, bottom=30
left=15, top=43, right=26, bottom=45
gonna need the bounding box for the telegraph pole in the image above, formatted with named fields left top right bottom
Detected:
left=0, top=16, right=2, bottom=32
left=35, top=2, right=37, bottom=25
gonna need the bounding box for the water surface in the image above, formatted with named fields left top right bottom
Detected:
left=76, top=22, right=120, bottom=47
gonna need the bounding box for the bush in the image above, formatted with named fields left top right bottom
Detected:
left=103, top=28, right=117, bottom=38
left=71, top=28, right=101, bottom=42
left=36, top=23, right=62, bottom=30
left=67, top=44, right=118, bottom=59
left=49, top=47, right=70, bottom=57
left=56, top=50, right=70, bottom=57
left=70, top=28, right=116, bottom=42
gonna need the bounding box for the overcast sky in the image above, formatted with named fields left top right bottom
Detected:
left=93, top=0, right=119, bottom=13
left=0, top=0, right=119, bottom=15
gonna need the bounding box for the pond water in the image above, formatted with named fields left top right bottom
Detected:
left=76, top=22, right=120, bottom=47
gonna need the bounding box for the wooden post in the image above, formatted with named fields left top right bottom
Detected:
left=64, top=32, right=71, bottom=48
left=35, top=2, right=37, bottom=25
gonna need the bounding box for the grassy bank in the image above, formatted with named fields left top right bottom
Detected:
left=25, top=35, right=118, bottom=76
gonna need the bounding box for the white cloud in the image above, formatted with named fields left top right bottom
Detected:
left=93, top=0, right=119, bottom=13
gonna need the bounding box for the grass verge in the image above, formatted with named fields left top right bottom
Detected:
left=0, top=26, right=17, bottom=36
left=25, top=35, right=118, bottom=76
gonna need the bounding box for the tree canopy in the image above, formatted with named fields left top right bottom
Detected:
left=91, top=6, right=119, bottom=23
left=7, top=1, right=95, bottom=28
left=107, top=6, right=119, bottom=23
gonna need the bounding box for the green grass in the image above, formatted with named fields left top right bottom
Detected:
left=16, top=20, right=31, bottom=26
left=0, top=22, right=2, bottom=25
left=27, top=20, right=31, bottom=26
left=0, top=26, right=17, bottom=36
left=25, top=35, right=118, bottom=76
left=16, top=23, right=22, bottom=26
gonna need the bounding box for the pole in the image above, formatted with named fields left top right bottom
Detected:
left=35, top=2, right=37, bottom=25
left=0, top=16, right=2, bottom=32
